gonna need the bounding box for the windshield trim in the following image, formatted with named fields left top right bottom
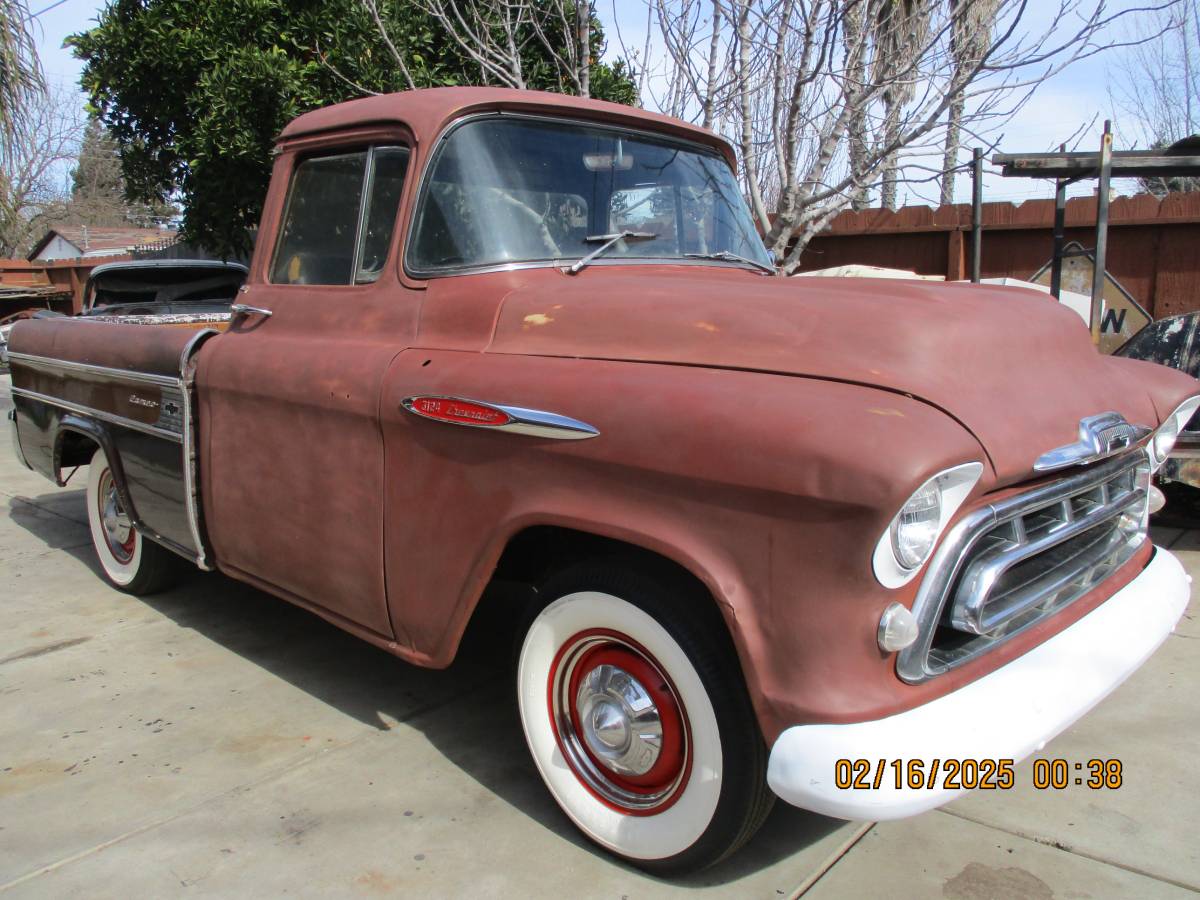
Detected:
left=402, top=111, right=749, bottom=282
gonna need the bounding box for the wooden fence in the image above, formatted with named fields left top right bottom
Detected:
left=794, top=192, right=1200, bottom=320
left=0, top=256, right=132, bottom=317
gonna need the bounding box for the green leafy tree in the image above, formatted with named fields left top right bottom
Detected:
left=70, top=0, right=636, bottom=258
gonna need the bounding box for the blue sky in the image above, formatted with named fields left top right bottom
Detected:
left=29, top=0, right=1161, bottom=205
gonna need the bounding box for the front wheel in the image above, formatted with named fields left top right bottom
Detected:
left=85, top=447, right=181, bottom=594
left=517, top=562, right=773, bottom=875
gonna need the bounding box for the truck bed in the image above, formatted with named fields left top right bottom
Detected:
left=7, top=317, right=219, bottom=567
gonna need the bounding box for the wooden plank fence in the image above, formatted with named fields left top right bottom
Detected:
left=0, top=256, right=133, bottom=316
left=795, top=192, right=1200, bottom=319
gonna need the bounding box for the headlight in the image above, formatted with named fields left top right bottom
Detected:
left=1148, top=396, right=1200, bottom=472
left=890, top=481, right=941, bottom=569
left=873, top=461, right=984, bottom=588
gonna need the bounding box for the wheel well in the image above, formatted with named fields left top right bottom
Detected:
left=494, top=526, right=711, bottom=596
left=460, top=526, right=730, bottom=659
left=58, top=429, right=100, bottom=471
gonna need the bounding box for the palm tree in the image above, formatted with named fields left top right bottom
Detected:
left=939, top=0, right=999, bottom=206
left=874, top=0, right=933, bottom=210
left=0, top=0, right=42, bottom=142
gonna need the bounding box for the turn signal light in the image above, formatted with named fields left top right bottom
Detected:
left=878, top=603, right=919, bottom=653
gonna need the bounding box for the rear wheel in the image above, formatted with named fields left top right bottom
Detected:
left=85, top=447, right=181, bottom=594
left=517, top=561, right=773, bottom=875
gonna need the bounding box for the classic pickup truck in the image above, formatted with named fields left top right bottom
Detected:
left=6, top=87, right=1198, bottom=874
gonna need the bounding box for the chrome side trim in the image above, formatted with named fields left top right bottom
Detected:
left=6, top=351, right=181, bottom=389
left=896, top=451, right=1148, bottom=684
left=492, top=403, right=601, bottom=440
left=179, top=329, right=219, bottom=570
left=1033, top=411, right=1151, bottom=472
left=401, top=395, right=599, bottom=440
left=11, top=386, right=184, bottom=443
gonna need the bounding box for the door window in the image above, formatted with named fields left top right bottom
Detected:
left=271, top=146, right=410, bottom=285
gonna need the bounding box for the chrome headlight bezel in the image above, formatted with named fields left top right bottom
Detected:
left=873, top=462, right=984, bottom=589
left=1148, top=395, right=1200, bottom=471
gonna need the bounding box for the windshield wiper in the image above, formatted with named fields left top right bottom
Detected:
left=684, top=250, right=776, bottom=275
left=567, top=231, right=657, bottom=274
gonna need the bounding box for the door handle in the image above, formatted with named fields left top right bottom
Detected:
left=230, top=303, right=273, bottom=318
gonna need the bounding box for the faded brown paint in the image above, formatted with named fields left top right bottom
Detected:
left=10, top=89, right=1200, bottom=747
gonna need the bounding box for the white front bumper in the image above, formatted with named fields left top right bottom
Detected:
left=766, top=546, right=1190, bottom=821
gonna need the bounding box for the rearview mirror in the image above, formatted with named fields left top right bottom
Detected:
left=583, top=152, right=635, bottom=172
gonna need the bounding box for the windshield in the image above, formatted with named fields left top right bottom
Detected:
left=408, top=117, right=771, bottom=275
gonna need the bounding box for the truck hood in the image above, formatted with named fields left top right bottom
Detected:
left=486, top=267, right=1169, bottom=485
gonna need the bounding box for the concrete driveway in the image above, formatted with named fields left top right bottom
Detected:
left=1, top=371, right=1197, bottom=898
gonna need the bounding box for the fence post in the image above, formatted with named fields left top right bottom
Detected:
left=1090, top=122, right=1113, bottom=345
left=1050, top=143, right=1067, bottom=300
left=971, top=148, right=983, bottom=283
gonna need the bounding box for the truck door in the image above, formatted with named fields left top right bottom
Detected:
left=196, top=138, right=417, bottom=638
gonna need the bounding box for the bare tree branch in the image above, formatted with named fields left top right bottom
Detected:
left=637, top=0, right=1171, bottom=271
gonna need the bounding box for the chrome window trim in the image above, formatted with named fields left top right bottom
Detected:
left=11, top=386, right=184, bottom=443
left=351, top=145, right=378, bottom=283
left=402, top=111, right=741, bottom=282
left=402, top=255, right=766, bottom=280
left=6, top=352, right=181, bottom=389
left=896, top=451, right=1149, bottom=684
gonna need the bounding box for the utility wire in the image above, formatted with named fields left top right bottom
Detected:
left=31, top=0, right=71, bottom=18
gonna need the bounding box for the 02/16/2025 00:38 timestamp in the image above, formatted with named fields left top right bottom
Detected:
left=834, top=758, right=1124, bottom=791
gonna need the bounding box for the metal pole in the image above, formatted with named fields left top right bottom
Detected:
left=1090, top=121, right=1112, bottom=345
left=971, top=147, right=983, bottom=283
left=1050, top=143, right=1067, bottom=300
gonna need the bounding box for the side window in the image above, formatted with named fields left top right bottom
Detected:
left=271, top=146, right=409, bottom=286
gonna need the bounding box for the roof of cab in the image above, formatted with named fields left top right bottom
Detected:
left=277, top=86, right=736, bottom=168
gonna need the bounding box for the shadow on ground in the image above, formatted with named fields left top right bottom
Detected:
left=9, top=488, right=844, bottom=886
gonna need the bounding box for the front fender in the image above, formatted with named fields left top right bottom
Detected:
left=379, top=349, right=990, bottom=742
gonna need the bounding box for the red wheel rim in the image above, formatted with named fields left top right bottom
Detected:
left=97, top=469, right=136, bottom=564
left=547, top=628, right=692, bottom=815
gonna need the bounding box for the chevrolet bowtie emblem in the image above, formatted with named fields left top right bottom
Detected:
left=1033, top=412, right=1150, bottom=472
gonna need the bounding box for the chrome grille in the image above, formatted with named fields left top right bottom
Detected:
left=896, top=451, right=1151, bottom=683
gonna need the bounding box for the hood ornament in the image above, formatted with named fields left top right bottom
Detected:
left=1033, top=412, right=1150, bottom=472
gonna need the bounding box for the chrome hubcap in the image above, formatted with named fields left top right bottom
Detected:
left=97, top=471, right=134, bottom=562
left=549, top=631, right=690, bottom=813
left=576, top=664, right=663, bottom=777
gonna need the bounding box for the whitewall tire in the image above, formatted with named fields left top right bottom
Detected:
left=85, top=447, right=181, bottom=594
left=517, top=561, right=773, bottom=874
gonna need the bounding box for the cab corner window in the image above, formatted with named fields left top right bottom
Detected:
left=271, top=146, right=409, bottom=286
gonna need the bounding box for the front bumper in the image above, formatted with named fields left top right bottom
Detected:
left=766, top=546, right=1190, bottom=820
